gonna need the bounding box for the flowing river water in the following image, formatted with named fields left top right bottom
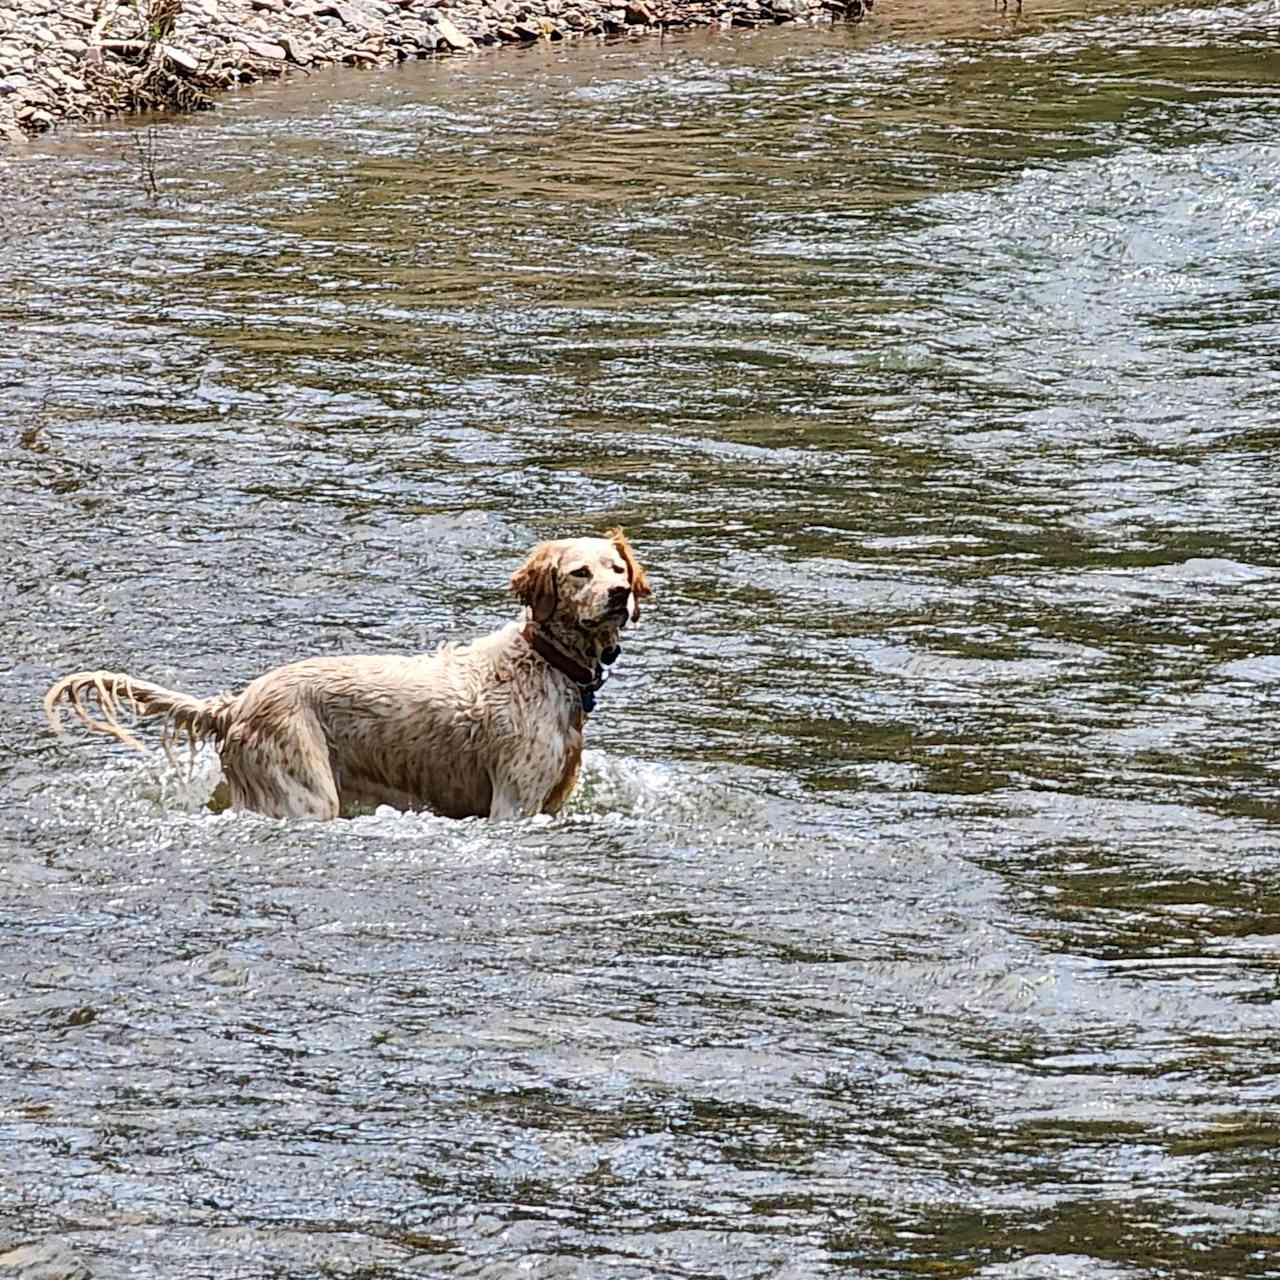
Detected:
left=2, top=1, right=1279, bottom=1275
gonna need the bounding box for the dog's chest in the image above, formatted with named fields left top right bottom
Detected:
left=494, top=675, right=586, bottom=814
left=541, top=710, right=585, bottom=815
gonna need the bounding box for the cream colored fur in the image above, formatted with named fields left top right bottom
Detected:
left=43, top=530, right=651, bottom=822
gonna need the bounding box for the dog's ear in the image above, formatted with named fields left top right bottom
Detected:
left=510, top=542, right=559, bottom=623
left=605, top=527, right=652, bottom=621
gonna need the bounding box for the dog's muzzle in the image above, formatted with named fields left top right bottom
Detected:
left=609, top=586, right=632, bottom=618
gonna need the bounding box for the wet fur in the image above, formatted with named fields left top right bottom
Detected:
left=44, top=529, right=651, bottom=822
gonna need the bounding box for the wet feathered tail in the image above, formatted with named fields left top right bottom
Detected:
left=43, top=670, right=234, bottom=767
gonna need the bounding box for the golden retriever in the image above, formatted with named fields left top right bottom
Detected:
left=43, top=529, right=651, bottom=821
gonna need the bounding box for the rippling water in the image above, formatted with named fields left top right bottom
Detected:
left=2, top=1, right=1279, bottom=1275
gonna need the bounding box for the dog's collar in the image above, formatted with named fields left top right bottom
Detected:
left=522, top=623, right=615, bottom=713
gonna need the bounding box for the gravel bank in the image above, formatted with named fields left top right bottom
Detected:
left=0, top=0, right=872, bottom=143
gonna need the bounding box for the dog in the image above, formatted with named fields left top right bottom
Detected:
left=43, top=529, right=651, bottom=821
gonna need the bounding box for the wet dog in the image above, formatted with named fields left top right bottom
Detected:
left=44, top=529, right=651, bottom=821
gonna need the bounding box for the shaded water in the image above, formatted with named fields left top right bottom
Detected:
left=3, top=1, right=1280, bottom=1274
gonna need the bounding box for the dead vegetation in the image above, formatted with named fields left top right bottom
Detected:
left=81, top=0, right=218, bottom=119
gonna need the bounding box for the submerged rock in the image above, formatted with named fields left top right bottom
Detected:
left=0, top=0, right=874, bottom=141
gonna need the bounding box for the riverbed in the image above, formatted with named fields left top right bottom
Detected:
left=2, top=2, right=1279, bottom=1275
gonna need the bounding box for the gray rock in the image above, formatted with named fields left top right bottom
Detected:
left=403, top=21, right=438, bottom=48
left=431, top=13, right=474, bottom=48
left=275, top=31, right=315, bottom=61
left=238, top=35, right=288, bottom=57
left=0, top=1241, right=92, bottom=1280
left=159, top=43, right=201, bottom=72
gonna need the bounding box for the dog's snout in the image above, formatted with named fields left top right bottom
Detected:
left=608, top=585, right=630, bottom=605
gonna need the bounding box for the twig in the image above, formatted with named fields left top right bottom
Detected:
left=132, top=126, right=159, bottom=200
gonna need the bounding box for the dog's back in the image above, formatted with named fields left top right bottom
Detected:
left=220, top=647, right=509, bottom=819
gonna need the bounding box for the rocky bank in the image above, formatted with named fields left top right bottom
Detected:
left=0, top=0, right=871, bottom=143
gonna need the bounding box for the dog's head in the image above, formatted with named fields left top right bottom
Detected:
left=511, top=528, right=652, bottom=640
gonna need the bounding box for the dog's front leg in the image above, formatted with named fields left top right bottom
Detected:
left=488, top=780, right=531, bottom=822
left=487, top=768, right=548, bottom=822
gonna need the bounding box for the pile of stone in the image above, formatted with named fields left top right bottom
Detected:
left=0, top=0, right=871, bottom=143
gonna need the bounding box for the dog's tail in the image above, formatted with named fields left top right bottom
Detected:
left=43, top=670, right=234, bottom=762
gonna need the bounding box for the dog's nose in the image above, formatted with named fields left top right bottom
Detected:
left=608, top=585, right=630, bottom=606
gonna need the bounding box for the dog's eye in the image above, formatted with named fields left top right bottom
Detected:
left=612, top=562, right=627, bottom=575
left=570, top=565, right=592, bottom=578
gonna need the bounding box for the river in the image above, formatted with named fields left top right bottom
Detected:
left=2, top=1, right=1278, bottom=1275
